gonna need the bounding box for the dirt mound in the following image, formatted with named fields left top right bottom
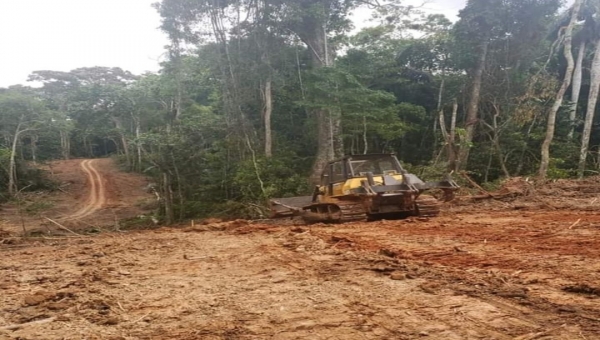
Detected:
left=495, top=177, right=534, bottom=197
left=454, top=176, right=600, bottom=212
left=538, top=176, right=600, bottom=197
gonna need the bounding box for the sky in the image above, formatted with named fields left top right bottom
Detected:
left=0, top=0, right=469, bottom=88
left=0, top=0, right=170, bottom=87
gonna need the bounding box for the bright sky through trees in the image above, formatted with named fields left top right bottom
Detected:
left=0, top=0, right=467, bottom=88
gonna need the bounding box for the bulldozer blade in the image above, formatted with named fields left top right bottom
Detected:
left=269, top=196, right=313, bottom=218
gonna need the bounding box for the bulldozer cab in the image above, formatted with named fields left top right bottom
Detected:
left=320, top=154, right=406, bottom=197
left=322, top=154, right=404, bottom=184
left=348, top=154, right=403, bottom=177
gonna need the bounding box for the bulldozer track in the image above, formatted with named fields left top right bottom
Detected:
left=415, top=195, right=441, bottom=217
left=338, top=202, right=367, bottom=222
left=301, top=201, right=366, bottom=224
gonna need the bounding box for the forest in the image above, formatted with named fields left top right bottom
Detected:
left=1, top=0, right=599, bottom=223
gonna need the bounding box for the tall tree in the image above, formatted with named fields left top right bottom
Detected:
left=539, top=0, right=583, bottom=178
left=578, top=3, right=600, bottom=177
left=453, top=0, right=498, bottom=171
left=0, top=87, right=46, bottom=195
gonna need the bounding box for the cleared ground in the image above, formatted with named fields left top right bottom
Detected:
left=1, top=162, right=599, bottom=339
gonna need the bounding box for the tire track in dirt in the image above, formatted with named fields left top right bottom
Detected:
left=63, top=159, right=106, bottom=221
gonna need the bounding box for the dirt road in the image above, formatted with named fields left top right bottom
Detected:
left=64, top=160, right=107, bottom=221
left=0, top=158, right=152, bottom=234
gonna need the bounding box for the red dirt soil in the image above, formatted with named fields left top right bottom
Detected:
left=1, top=170, right=600, bottom=339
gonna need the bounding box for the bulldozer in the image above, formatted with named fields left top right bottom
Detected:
left=270, top=153, right=459, bottom=223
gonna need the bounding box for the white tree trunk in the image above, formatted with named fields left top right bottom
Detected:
left=578, top=39, right=600, bottom=177
left=539, top=0, right=582, bottom=178
left=30, top=134, right=38, bottom=166
left=457, top=40, right=489, bottom=170
left=432, top=79, right=445, bottom=159
left=59, top=130, right=70, bottom=160
left=112, top=117, right=131, bottom=168
left=8, top=118, right=29, bottom=196
left=263, top=77, right=273, bottom=158
left=135, top=116, right=142, bottom=172
left=569, top=40, right=586, bottom=139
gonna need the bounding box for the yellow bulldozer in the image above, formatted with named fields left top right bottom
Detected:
left=270, top=153, right=459, bottom=223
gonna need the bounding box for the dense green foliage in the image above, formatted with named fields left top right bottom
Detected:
left=3, top=0, right=600, bottom=221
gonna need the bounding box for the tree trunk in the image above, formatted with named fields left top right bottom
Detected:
left=449, top=100, right=458, bottom=172
left=578, top=38, right=600, bottom=178
left=438, top=100, right=459, bottom=172
left=263, top=77, right=273, bottom=158
left=570, top=40, right=586, bottom=139
left=432, top=79, right=445, bottom=160
left=332, top=109, right=344, bottom=158
left=112, top=117, right=131, bottom=169
left=457, top=40, right=489, bottom=171
left=162, top=172, right=175, bottom=225
left=30, top=134, right=38, bottom=166
left=480, top=103, right=511, bottom=178
left=516, top=115, right=538, bottom=175
left=170, top=150, right=185, bottom=221
left=311, top=109, right=335, bottom=183
left=8, top=120, right=24, bottom=196
left=83, top=136, right=88, bottom=158
left=299, top=23, right=339, bottom=183
left=484, top=150, right=493, bottom=183
left=59, top=130, right=70, bottom=160
left=539, top=0, right=582, bottom=178
left=133, top=115, right=142, bottom=172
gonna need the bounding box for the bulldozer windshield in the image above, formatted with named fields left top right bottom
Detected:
left=349, top=155, right=401, bottom=177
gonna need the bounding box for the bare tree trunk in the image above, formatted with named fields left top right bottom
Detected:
left=8, top=121, right=24, bottom=196
left=438, top=100, right=459, bottom=172
left=570, top=40, right=586, bottom=139
left=162, top=172, right=175, bottom=225
left=30, top=134, right=38, bottom=166
left=332, top=110, right=343, bottom=158
left=491, top=105, right=510, bottom=178
left=539, top=0, right=582, bottom=178
left=432, top=79, right=444, bottom=160
left=438, top=109, right=450, bottom=168
left=112, top=117, right=131, bottom=169
left=59, top=130, right=70, bottom=160
left=449, top=100, right=458, bottom=171
left=578, top=38, right=600, bottom=178
left=457, top=40, right=489, bottom=171
left=8, top=118, right=32, bottom=196
left=484, top=151, right=493, bottom=183
left=133, top=115, right=142, bottom=172
left=170, top=150, right=185, bottom=221
left=263, top=77, right=273, bottom=158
